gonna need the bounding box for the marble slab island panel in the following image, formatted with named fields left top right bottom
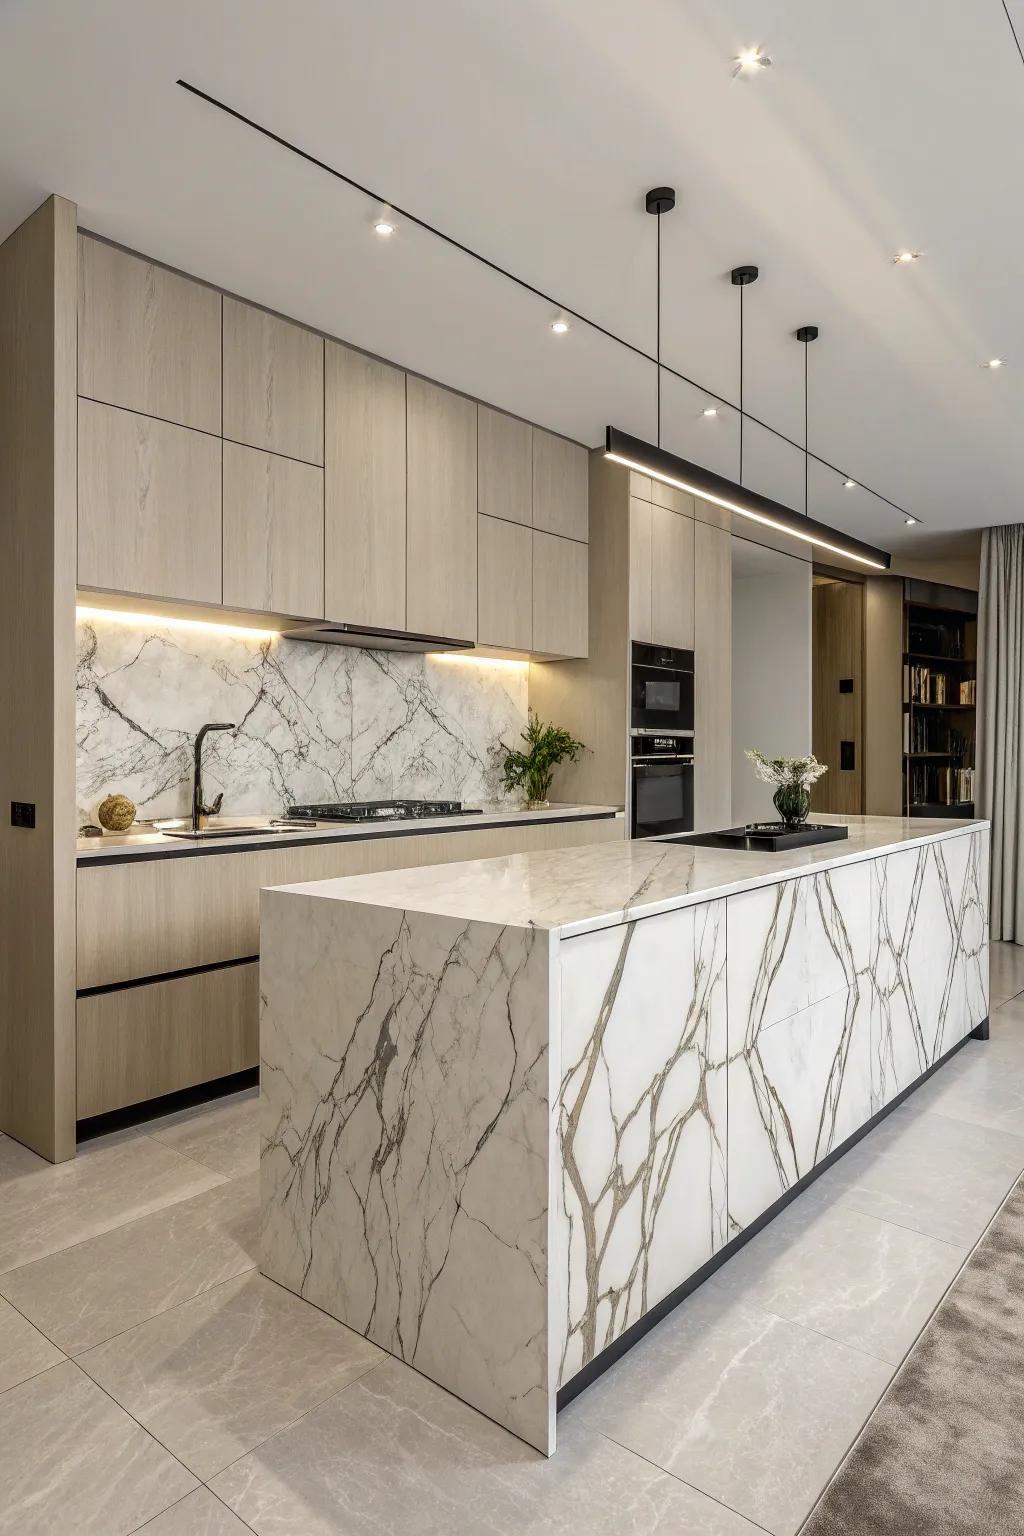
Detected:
left=259, top=817, right=990, bottom=1454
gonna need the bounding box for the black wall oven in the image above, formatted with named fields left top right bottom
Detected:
left=631, top=642, right=694, bottom=735
left=631, top=736, right=695, bottom=838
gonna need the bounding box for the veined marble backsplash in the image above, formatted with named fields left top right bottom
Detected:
left=76, top=618, right=529, bottom=822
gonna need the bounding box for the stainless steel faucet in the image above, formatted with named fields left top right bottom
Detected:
left=192, top=723, right=235, bottom=832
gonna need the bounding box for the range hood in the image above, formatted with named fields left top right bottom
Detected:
left=280, top=620, right=475, bottom=653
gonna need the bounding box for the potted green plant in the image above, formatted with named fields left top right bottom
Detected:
left=501, top=710, right=585, bottom=808
left=745, top=749, right=828, bottom=829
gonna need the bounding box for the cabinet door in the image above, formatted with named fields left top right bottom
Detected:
left=406, top=378, right=477, bottom=641
left=533, top=531, right=587, bottom=657
left=222, top=297, right=324, bottom=465
left=325, top=342, right=407, bottom=630
left=479, top=406, right=532, bottom=527
left=694, top=522, right=732, bottom=832
left=629, top=496, right=653, bottom=644
left=78, top=236, right=221, bottom=433
left=478, top=515, right=532, bottom=651
left=222, top=442, right=324, bottom=618
left=651, top=506, right=695, bottom=650
left=533, top=429, right=588, bottom=541
left=78, top=398, right=221, bottom=603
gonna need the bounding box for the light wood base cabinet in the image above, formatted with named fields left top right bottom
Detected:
left=77, top=962, right=258, bottom=1119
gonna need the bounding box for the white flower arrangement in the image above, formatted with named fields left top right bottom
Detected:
left=745, top=749, right=828, bottom=790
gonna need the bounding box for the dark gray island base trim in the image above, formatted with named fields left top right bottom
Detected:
left=557, top=1016, right=991, bottom=1413
left=77, top=809, right=619, bottom=867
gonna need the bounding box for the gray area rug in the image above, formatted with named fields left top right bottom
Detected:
left=802, top=1173, right=1024, bottom=1535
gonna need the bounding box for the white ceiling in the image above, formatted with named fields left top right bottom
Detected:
left=2, top=0, right=1022, bottom=556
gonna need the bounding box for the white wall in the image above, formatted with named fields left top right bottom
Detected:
left=731, top=541, right=813, bottom=824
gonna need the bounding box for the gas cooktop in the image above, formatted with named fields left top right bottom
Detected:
left=287, top=799, right=482, bottom=823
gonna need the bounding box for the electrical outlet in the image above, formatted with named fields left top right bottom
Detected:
left=11, top=801, right=35, bottom=828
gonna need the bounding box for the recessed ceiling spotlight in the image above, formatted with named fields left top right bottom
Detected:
left=550, top=318, right=570, bottom=335
left=983, top=357, right=1005, bottom=369
left=843, top=478, right=857, bottom=489
left=892, top=250, right=922, bottom=265
left=733, top=46, right=771, bottom=75
left=905, top=515, right=919, bottom=526
left=702, top=406, right=719, bottom=418
left=374, top=219, right=395, bottom=237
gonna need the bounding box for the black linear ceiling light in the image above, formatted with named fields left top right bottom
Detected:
left=605, top=191, right=891, bottom=571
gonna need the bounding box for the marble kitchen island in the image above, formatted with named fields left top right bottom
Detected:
left=259, top=815, right=989, bottom=1455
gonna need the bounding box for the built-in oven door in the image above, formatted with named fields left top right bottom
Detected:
left=631, top=758, right=695, bottom=838
left=631, top=646, right=694, bottom=734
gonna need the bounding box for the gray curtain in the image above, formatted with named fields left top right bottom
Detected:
left=978, top=525, right=1024, bottom=942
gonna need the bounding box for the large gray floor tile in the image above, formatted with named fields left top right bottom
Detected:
left=812, top=1104, right=1024, bottom=1247
left=703, top=1199, right=964, bottom=1364
left=211, top=1355, right=762, bottom=1535
left=990, top=940, right=1024, bottom=1007
left=0, top=1172, right=258, bottom=1355
left=79, top=1272, right=383, bottom=1480
left=566, top=1297, right=890, bottom=1536
left=146, top=1089, right=259, bottom=1181
left=0, top=1359, right=196, bottom=1536
left=133, top=1486, right=252, bottom=1534
left=908, top=1039, right=1024, bottom=1136
left=0, top=1295, right=65, bottom=1392
left=0, top=1130, right=223, bottom=1274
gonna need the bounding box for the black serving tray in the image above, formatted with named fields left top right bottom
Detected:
left=667, top=823, right=849, bottom=852
left=716, top=822, right=849, bottom=851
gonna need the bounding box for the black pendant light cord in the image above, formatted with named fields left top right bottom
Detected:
left=804, top=341, right=809, bottom=516
left=739, top=283, right=745, bottom=486
left=656, top=210, right=662, bottom=447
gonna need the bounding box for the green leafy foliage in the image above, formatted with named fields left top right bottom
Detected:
left=501, top=709, right=586, bottom=805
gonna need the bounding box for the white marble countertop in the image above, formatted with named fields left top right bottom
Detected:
left=271, top=814, right=989, bottom=939
left=76, top=803, right=622, bottom=862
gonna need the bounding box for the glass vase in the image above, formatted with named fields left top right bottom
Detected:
left=773, top=782, right=811, bottom=830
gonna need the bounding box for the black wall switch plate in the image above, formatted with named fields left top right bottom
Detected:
left=840, top=741, right=856, bottom=771
left=839, top=678, right=854, bottom=694
left=11, top=801, right=36, bottom=828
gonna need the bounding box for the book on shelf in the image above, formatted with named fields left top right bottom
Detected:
left=908, top=762, right=974, bottom=807
left=958, top=677, right=976, bottom=705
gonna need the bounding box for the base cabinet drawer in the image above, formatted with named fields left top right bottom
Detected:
left=77, top=962, right=258, bottom=1118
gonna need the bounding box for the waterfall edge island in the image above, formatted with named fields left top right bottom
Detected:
left=259, top=814, right=990, bottom=1454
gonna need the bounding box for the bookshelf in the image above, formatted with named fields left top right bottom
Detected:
left=902, top=579, right=977, bottom=818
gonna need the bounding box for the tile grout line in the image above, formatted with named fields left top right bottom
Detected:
left=594, top=1428, right=775, bottom=1535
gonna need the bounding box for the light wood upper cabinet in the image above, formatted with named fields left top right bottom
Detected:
left=406, top=378, right=477, bottom=641
left=478, top=407, right=532, bottom=527
left=532, top=428, right=588, bottom=542
left=651, top=480, right=696, bottom=518
left=78, top=398, right=221, bottom=603
left=533, top=531, right=587, bottom=657
left=694, top=521, right=732, bottom=832
left=222, top=442, right=324, bottom=618
left=651, top=504, right=695, bottom=650
left=78, top=236, right=221, bottom=433
left=478, top=515, right=532, bottom=652
left=222, top=298, right=324, bottom=465
left=325, top=342, right=407, bottom=631
left=629, top=496, right=653, bottom=644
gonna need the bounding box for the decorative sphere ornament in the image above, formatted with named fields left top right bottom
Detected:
left=97, top=793, right=136, bottom=832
